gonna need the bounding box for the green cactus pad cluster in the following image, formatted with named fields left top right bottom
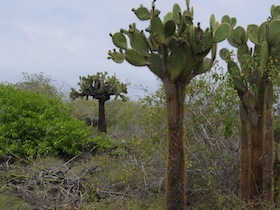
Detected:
left=220, top=4, right=280, bottom=112
left=108, top=0, right=233, bottom=83
left=71, top=72, right=128, bottom=101
left=221, top=15, right=237, bottom=28
left=228, top=26, right=247, bottom=47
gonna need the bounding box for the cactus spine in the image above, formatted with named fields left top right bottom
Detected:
left=220, top=5, right=280, bottom=202
left=108, top=1, right=231, bottom=209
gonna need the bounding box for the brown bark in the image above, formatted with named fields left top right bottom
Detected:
left=249, top=83, right=265, bottom=199
left=273, top=149, right=280, bottom=202
left=263, top=82, right=274, bottom=201
left=239, top=79, right=275, bottom=202
left=163, top=79, right=186, bottom=210
left=250, top=123, right=264, bottom=198
left=98, top=98, right=107, bottom=133
left=239, top=102, right=251, bottom=200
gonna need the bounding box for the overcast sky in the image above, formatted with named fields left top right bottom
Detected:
left=0, top=0, right=279, bottom=99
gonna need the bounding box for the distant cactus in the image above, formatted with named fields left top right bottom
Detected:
left=220, top=5, right=280, bottom=202
left=108, top=1, right=231, bottom=209
left=70, top=72, right=127, bottom=133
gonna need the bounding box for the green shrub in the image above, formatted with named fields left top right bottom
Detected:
left=91, top=133, right=115, bottom=152
left=0, top=84, right=92, bottom=158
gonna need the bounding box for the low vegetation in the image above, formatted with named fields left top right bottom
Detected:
left=0, top=70, right=279, bottom=209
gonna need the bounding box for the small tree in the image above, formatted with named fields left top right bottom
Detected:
left=15, top=72, right=61, bottom=98
left=108, top=0, right=231, bottom=209
left=70, top=72, right=127, bottom=133
left=220, top=5, right=280, bottom=202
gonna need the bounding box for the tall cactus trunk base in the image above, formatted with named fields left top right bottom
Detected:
left=263, top=82, right=274, bottom=201
left=98, top=98, right=107, bottom=133
left=239, top=102, right=251, bottom=200
left=239, top=81, right=275, bottom=202
left=164, top=79, right=186, bottom=210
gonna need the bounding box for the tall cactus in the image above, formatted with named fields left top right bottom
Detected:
left=70, top=72, right=127, bottom=133
left=108, top=1, right=231, bottom=209
left=220, top=5, right=280, bottom=202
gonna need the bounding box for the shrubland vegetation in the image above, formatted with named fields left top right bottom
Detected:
left=1, top=1, right=280, bottom=209
left=0, top=68, right=279, bottom=209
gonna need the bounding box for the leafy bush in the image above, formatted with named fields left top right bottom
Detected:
left=15, top=72, right=63, bottom=98
left=90, top=133, right=116, bottom=152
left=0, top=84, right=92, bottom=158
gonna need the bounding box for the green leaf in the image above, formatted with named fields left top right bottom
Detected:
left=125, top=49, right=147, bottom=66
left=151, top=16, right=166, bottom=44
left=215, top=23, right=231, bottom=42
left=228, top=60, right=241, bottom=76
left=221, top=15, right=231, bottom=24
left=133, top=6, right=151, bottom=21
left=173, top=3, right=181, bottom=24
left=148, top=53, right=163, bottom=78
left=228, top=26, right=247, bottom=47
left=237, top=44, right=249, bottom=63
left=271, top=5, right=280, bottom=19
left=195, top=58, right=213, bottom=75
left=108, top=50, right=125, bottom=63
left=233, top=77, right=246, bottom=92
left=169, top=48, right=185, bottom=81
left=210, top=14, right=216, bottom=31
left=164, top=20, right=176, bottom=37
left=196, top=31, right=214, bottom=53
left=130, top=31, right=149, bottom=56
left=267, top=19, right=280, bottom=46
left=111, top=32, right=127, bottom=49
left=163, top=12, right=173, bottom=24
left=247, top=24, right=259, bottom=44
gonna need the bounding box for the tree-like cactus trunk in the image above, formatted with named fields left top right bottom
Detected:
left=98, top=98, right=107, bottom=133
left=263, top=82, right=274, bottom=201
left=239, top=101, right=251, bottom=200
left=163, top=79, right=186, bottom=210
left=247, top=81, right=265, bottom=199
left=238, top=79, right=275, bottom=201
left=250, top=98, right=265, bottom=199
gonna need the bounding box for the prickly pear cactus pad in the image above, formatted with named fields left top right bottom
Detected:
left=108, top=0, right=232, bottom=84
left=219, top=4, right=280, bottom=93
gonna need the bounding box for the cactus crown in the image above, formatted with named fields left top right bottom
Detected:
left=219, top=4, right=280, bottom=95
left=108, top=0, right=232, bottom=84
left=70, top=72, right=127, bottom=101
